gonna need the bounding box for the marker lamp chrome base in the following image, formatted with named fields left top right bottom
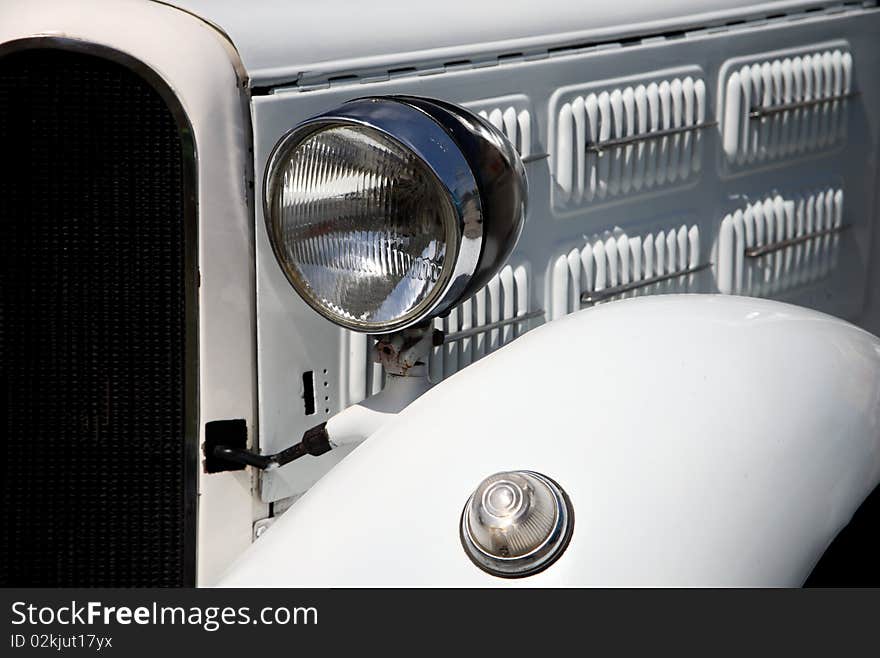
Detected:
left=460, top=470, right=574, bottom=578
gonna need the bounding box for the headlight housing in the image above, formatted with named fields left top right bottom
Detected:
left=264, top=96, right=527, bottom=333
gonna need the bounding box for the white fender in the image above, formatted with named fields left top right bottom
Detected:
left=220, top=295, right=880, bottom=586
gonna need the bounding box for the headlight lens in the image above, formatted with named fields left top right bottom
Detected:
left=265, top=96, right=526, bottom=333
left=268, top=124, right=458, bottom=330
left=460, top=470, right=573, bottom=578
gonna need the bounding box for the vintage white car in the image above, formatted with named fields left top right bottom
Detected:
left=2, top=0, right=878, bottom=587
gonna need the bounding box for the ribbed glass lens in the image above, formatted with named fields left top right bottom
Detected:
left=466, top=472, right=558, bottom=559
left=268, top=124, right=458, bottom=330
left=461, top=471, right=573, bottom=577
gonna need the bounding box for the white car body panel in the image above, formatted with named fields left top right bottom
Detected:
left=247, top=4, right=880, bottom=503
left=220, top=295, right=880, bottom=586
left=163, top=0, right=833, bottom=87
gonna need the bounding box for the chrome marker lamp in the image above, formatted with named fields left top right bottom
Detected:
left=264, top=96, right=527, bottom=333
left=461, top=471, right=574, bottom=578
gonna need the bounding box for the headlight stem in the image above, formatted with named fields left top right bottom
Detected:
left=373, top=323, right=444, bottom=377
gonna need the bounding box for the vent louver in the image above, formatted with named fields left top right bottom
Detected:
left=477, top=106, right=532, bottom=157
left=716, top=187, right=845, bottom=296
left=429, top=263, right=531, bottom=382
left=720, top=48, right=853, bottom=167
left=549, top=224, right=702, bottom=319
left=553, top=75, right=707, bottom=209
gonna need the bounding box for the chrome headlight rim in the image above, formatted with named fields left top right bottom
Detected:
left=460, top=470, right=574, bottom=579
left=263, top=97, right=485, bottom=333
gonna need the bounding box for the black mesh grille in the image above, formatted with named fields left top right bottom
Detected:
left=0, top=48, right=194, bottom=586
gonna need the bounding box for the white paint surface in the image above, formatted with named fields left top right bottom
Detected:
left=220, top=296, right=880, bottom=587
left=165, top=0, right=833, bottom=86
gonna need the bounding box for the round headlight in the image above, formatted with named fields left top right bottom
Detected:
left=460, top=470, right=573, bottom=578
left=264, top=96, right=526, bottom=333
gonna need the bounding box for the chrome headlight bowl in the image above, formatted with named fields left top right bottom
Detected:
left=460, top=470, right=574, bottom=578
left=264, top=96, right=527, bottom=333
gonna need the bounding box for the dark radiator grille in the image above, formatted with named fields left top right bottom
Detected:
left=0, top=48, right=195, bottom=586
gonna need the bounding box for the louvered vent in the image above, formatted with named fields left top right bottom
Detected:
left=716, top=187, right=844, bottom=296
left=429, top=263, right=530, bottom=382
left=476, top=106, right=532, bottom=157
left=553, top=76, right=707, bottom=209
left=346, top=264, right=531, bottom=397
left=721, top=48, right=853, bottom=166
left=549, top=224, right=702, bottom=319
